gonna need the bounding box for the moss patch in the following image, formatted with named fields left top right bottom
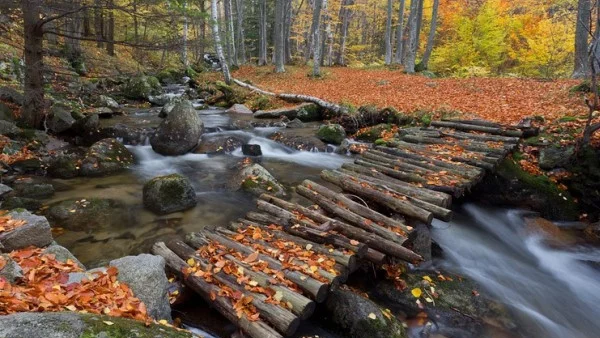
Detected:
left=80, top=314, right=192, bottom=338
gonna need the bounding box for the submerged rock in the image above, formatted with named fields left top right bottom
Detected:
left=0, top=210, right=53, bottom=252
left=226, top=103, right=253, bottom=115
left=47, top=198, right=131, bottom=231
left=1, top=197, right=42, bottom=211
left=324, top=288, right=406, bottom=338
left=110, top=254, right=172, bottom=321
left=0, top=312, right=192, bottom=338
left=13, top=181, right=54, bottom=199
left=317, top=124, right=346, bottom=145
left=150, top=100, right=204, bottom=156
left=80, top=138, right=134, bottom=176
left=242, top=144, right=262, bottom=156
left=143, top=174, right=197, bottom=214
left=233, top=163, right=285, bottom=197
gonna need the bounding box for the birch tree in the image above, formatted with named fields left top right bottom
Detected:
left=384, top=0, right=392, bottom=65
left=211, top=0, right=231, bottom=83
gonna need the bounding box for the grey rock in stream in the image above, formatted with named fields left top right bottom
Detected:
left=194, top=134, right=244, bottom=154
left=13, top=181, right=55, bottom=199
left=110, top=254, right=172, bottom=321
left=226, top=103, right=253, bottom=115
left=47, top=198, right=131, bottom=231
left=123, top=75, right=162, bottom=101
left=150, top=100, right=204, bottom=156
left=232, top=163, right=285, bottom=197
left=324, top=288, right=407, bottom=338
left=143, top=174, right=197, bottom=214
left=43, top=244, right=86, bottom=269
left=0, top=210, right=53, bottom=252
left=1, top=196, right=42, bottom=211
left=316, top=124, right=346, bottom=145
left=0, top=312, right=192, bottom=338
left=48, top=105, right=76, bottom=133
left=80, top=138, right=134, bottom=176
left=0, top=253, right=23, bottom=283
left=97, top=94, right=119, bottom=109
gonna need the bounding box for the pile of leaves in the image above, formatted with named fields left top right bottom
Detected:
left=0, top=247, right=150, bottom=322
left=233, top=66, right=583, bottom=124
left=0, top=136, right=38, bottom=165
left=0, top=212, right=26, bottom=233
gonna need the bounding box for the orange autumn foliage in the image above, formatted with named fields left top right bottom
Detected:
left=233, top=66, right=583, bottom=125
left=0, top=247, right=149, bottom=322
left=0, top=212, right=26, bottom=233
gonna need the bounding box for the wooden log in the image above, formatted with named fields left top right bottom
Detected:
left=382, top=142, right=496, bottom=171
left=374, top=146, right=483, bottom=177
left=438, top=129, right=520, bottom=144
left=351, top=159, right=427, bottom=184
left=232, top=219, right=358, bottom=272
left=245, top=211, right=369, bottom=258
left=215, top=227, right=345, bottom=285
left=333, top=172, right=453, bottom=221
left=166, top=240, right=300, bottom=337
left=401, top=135, right=507, bottom=156
left=151, top=242, right=283, bottom=338
left=322, top=169, right=434, bottom=224
left=199, top=231, right=329, bottom=302
left=257, top=198, right=421, bottom=263
left=367, top=149, right=482, bottom=180
left=430, top=120, right=523, bottom=137
left=362, top=151, right=439, bottom=176
left=260, top=193, right=407, bottom=244
left=440, top=118, right=502, bottom=128
left=299, top=180, right=416, bottom=230
left=339, top=164, right=452, bottom=207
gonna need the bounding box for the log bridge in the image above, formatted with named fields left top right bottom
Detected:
left=152, top=119, right=524, bottom=338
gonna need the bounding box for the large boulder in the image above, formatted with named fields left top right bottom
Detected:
left=47, top=198, right=131, bottom=231
left=123, top=75, right=162, bottom=100
left=97, top=94, right=119, bottom=109
left=47, top=153, right=82, bottom=179
left=72, top=114, right=100, bottom=135
left=0, top=210, right=53, bottom=252
left=0, top=312, right=192, bottom=338
left=149, top=93, right=174, bottom=106
left=324, top=288, right=407, bottom=338
left=194, top=134, right=244, bottom=154
left=232, top=163, right=285, bottom=197
left=48, top=105, right=76, bottom=133
left=269, top=130, right=328, bottom=152
left=80, top=138, right=134, bottom=176
left=316, top=124, right=346, bottom=145
left=150, top=100, right=204, bottom=156
left=93, top=124, right=153, bottom=146
left=226, top=103, right=253, bottom=115
left=539, top=145, right=575, bottom=170
left=110, top=254, right=172, bottom=321
left=143, top=174, right=197, bottom=214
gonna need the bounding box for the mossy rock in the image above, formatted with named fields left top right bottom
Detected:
left=234, top=164, right=285, bottom=197
left=316, top=124, right=346, bottom=145
left=47, top=153, right=82, bottom=179
left=296, top=103, right=322, bottom=122
left=355, top=124, right=393, bottom=142
left=156, top=68, right=185, bottom=85
left=0, top=312, right=192, bottom=338
left=80, top=138, right=135, bottom=176
left=143, top=174, right=197, bottom=215
left=123, top=75, right=162, bottom=100
left=2, top=197, right=42, bottom=211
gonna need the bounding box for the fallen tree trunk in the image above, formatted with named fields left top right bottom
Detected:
left=151, top=242, right=283, bottom=338
left=430, top=120, right=523, bottom=137
left=233, top=78, right=345, bottom=115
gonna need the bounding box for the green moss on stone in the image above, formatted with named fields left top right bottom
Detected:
left=80, top=314, right=191, bottom=338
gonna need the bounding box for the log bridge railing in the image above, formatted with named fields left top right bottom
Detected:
left=152, top=119, right=524, bottom=338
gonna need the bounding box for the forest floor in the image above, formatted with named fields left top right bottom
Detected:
left=233, top=65, right=586, bottom=125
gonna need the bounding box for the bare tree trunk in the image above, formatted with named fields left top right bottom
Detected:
left=258, top=0, right=268, bottom=65
left=393, top=0, right=405, bottom=64
left=323, top=0, right=333, bottom=66
left=335, top=0, right=352, bottom=65
left=106, top=0, right=115, bottom=56
left=421, top=0, right=439, bottom=69
left=21, top=0, right=45, bottom=129
left=415, top=0, right=424, bottom=46
left=384, top=0, right=392, bottom=65
left=311, top=0, right=323, bottom=76
left=235, top=0, right=246, bottom=64
left=83, top=8, right=91, bottom=36
left=305, top=0, right=318, bottom=63
left=274, top=0, right=285, bottom=72
left=200, top=0, right=206, bottom=57
left=224, top=0, right=237, bottom=66
left=65, top=1, right=83, bottom=59
left=94, top=0, right=103, bottom=48
left=211, top=0, right=231, bottom=83
left=284, top=0, right=293, bottom=63
left=574, top=0, right=591, bottom=78
left=182, top=0, right=189, bottom=66
left=402, top=0, right=419, bottom=73
left=133, top=0, right=139, bottom=43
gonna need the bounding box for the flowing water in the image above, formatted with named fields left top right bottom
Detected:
left=432, top=204, right=600, bottom=338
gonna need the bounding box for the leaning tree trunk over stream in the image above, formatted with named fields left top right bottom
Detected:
left=211, top=0, right=231, bottom=83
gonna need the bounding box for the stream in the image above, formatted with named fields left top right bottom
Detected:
left=432, top=204, right=600, bottom=338
left=46, top=83, right=600, bottom=338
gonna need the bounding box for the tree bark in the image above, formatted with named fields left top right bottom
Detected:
left=274, top=0, right=286, bottom=72
left=336, top=0, right=353, bottom=65
left=21, top=0, right=45, bottom=129
left=421, top=0, right=439, bottom=69
left=94, top=0, right=103, bottom=48
left=311, top=0, right=323, bottom=76
left=236, top=0, right=246, bottom=64
left=322, top=0, right=333, bottom=66
left=211, top=0, right=231, bottom=83
left=402, top=0, right=420, bottom=73
left=182, top=0, right=189, bottom=66
left=574, top=0, right=591, bottom=78
left=393, top=0, right=405, bottom=64
left=106, top=0, right=115, bottom=56
left=384, top=0, right=392, bottom=65
left=258, top=0, right=268, bottom=65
